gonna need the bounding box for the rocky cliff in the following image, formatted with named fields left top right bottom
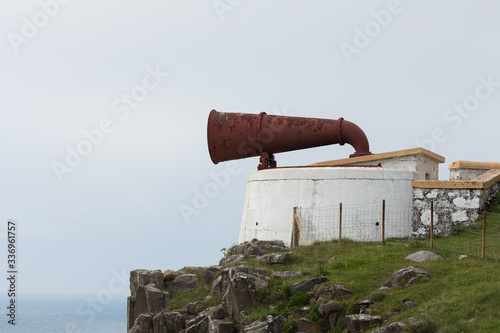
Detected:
left=126, top=241, right=437, bottom=333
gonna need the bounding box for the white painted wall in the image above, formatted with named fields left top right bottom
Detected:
left=239, top=167, right=414, bottom=246
left=346, top=155, right=440, bottom=180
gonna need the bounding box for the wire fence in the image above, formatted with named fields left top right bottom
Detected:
left=293, top=200, right=500, bottom=260
left=293, top=201, right=411, bottom=246
left=432, top=211, right=500, bottom=260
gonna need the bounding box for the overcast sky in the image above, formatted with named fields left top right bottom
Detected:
left=0, top=0, right=499, bottom=310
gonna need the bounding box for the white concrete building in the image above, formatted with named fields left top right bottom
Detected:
left=238, top=148, right=445, bottom=246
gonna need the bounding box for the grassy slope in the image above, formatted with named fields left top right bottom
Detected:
left=163, top=235, right=500, bottom=332
left=246, top=239, right=500, bottom=332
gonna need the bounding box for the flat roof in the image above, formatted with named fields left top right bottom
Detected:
left=413, top=169, right=500, bottom=189
left=310, top=147, right=445, bottom=167
left=449, top=160, right=500, bottom=170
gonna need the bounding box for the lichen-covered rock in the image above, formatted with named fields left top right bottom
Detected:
left=405, top=251, right=442, bottom=262
left=131, top=285, right=170, bottom=330
left=314, top=285, right=336, bottom=302
left=129, top=313, right=154, bottom=333
left=374, top=322, right=406, bottom=333
left=221, top=266, right=269, bottom=323
left=290, top=276, right=327, bottom=295
left=242, top=315, right=284, bottom=333
left=222, top=274, right=255, bottom=323
left=380, top=266, right=432, bottom=290
left=165, top=274, right=198, bottom=292
left=259, top=252, right=290, bottom=265
left=345, top=314, right=383, bottom=333
left=202, top=266, right=223, bottom=284
left=242, top=320, right=268, bottom=333
left=232, top=242, right=265, bottom=257
left=255, top=240, right=287, bottom=251
left=186, top=313, right=207, bottom=329
left=267, top=314, right=285, bottom=333
left=130, top=269, right=164, bottom=297
left=219, top=254, right=247, bottom=267
left=205, top=304, right=226, bottom=320
left=127, top=296, right=136, bottom=331
left=181, top=300, right=204, bottom=315
left=256, top=240, right=286, bottom=247
left=152, top=312, right=185, bottom=333
left=185, top=303, right=226, bottom=325
left=211, top=275, right=224, bottom=295
left=209, top=319, right=235, bottom=333
left=186, top=317, right=209, bottom=333
left=272, top=270, right=302, bottom=279
left=228, top=266, right=270, bottom=289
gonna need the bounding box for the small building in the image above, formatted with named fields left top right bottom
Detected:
left=412, top=161, right=500, bottom=236
left=310, top=147, right=445, bottom=180
left=238, top=147, right=500, bottom=246
left=239, top=148, right=445, bottom=246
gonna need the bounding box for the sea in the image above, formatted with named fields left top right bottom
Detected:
left=0, top=294, right=127, bottom=332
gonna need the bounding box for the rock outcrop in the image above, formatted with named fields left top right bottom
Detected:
left=374, top=322, right=407, bottom=333
left=259, top=252, right=290, bottom=265
left=201, top=266, right=223, bottom=284
left=241, top=314, right=284, bottom=333
left=219, top=254, right=246, bottom=266
left=152, top=312, right=185, bottom=333
left=232, top=242, right=265, bottom=257
left=272, top=270, right=302, bottom=279
left=165, top=274, right=198, bottom=292
left=405, top=251, right=443, bottom=262
left=379, top=266, right=432, bottom=291
left=289, top=276, right=327, bottom=295
left=345, top=314, right=383, bottom=333
left=126, top=241, right=437, bottom=333
left=127, top=270, right=170, bottom=331
left=221, top=266, right=270, bottom=323
left=130, top=269, right=164, bottom=296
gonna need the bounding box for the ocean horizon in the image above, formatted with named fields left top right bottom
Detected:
left=0, top=294, right=127, bottom=332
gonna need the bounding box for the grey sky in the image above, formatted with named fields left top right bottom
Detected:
left=0, top=0, right=499, bottom=301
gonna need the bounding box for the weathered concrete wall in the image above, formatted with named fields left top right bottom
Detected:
left=449, top=168, right=485, bottom=181
left=239, top=167, right=414, bottom=246
left=412, top=184, right=500, bottom=237
left=415, top=154, right=441, bottom=180
left=337, top=155, right=439, bottom=180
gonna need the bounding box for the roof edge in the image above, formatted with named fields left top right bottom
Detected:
left=449, top=160, right=500, bottom=170
left=311, top=147, right=445, bottom=167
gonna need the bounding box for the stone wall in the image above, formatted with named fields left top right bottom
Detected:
left=412, top=183, right=500, bottom=237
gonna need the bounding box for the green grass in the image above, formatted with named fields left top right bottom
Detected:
left=253, top=239, right=500, bottom=332
left=433, top=212, right=500, bottom=259
left=160, top=235, right=500, bottom=332
left=486, top=193, right=500, bottom=213
left=164, top=268, right=221, bottom=313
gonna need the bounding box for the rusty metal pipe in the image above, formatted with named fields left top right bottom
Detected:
left=207, top=110, right=371, bottom=168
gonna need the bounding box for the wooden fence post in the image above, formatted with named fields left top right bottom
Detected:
left=293, top=207, right=308, bottom=246
left=382, top=199, right=386, bottom=244
left=482, top=210, right=486, bottom=260
left=339, top=203, right=342, bottom=244
left=292, top=207, right=297, bottom=248
left=430, top=201, right=434, bottom=249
